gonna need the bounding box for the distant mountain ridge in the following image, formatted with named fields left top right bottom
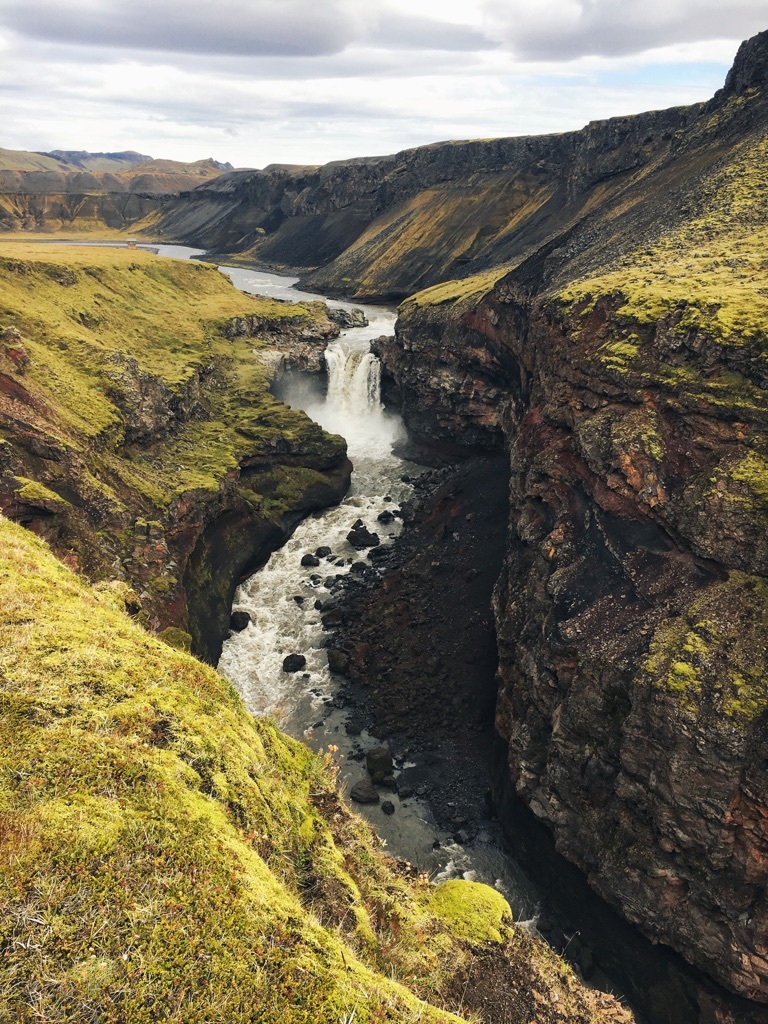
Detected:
left=0, top=148, right=236, bottom=233
left=0, top=146, right=234, bottom=175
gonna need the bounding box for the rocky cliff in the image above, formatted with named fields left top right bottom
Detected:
left=152, top=98, right=701, bottom=301
left=374, top=30, right=768, bottom=1015
left=0, top=248, right=635, bottom=1024
left=0, top=243, right=350, bottom=660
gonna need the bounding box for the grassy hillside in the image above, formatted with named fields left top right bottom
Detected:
left=0, top=243, right=347, bottom=650
left=0, top=517, right=630, bottom=1023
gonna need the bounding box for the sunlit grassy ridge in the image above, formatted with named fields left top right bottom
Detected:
left=0, top=519, right=620, bottom=1023
left=557, top=125, right=768, bottom=351
left=400, top=267, right=510, bottom=313
left=0, top=518, right=464, bottom=1023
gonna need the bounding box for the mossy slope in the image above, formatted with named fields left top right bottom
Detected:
left=0, top=518, right=625, bottom=1023
left=0, top=243, right=348, bottom=652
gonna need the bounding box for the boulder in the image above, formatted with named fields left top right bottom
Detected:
left=327, top=647, right=350, bottom=674
left=328, top=307, right=368, bottom=329
left=230, top=610, right=251, bottom=631
left=282, top=653, right=307, bottom=673
left=366, top=746, right=393, bottom=779
left=315, top=546, right=333, bottom=558
left=381, top=801, right=395, bottom=815
left=350, top=779, right=379, bottom=804
left=347, top=521, right=380, bottom=549
left=301, top=553, right=320, bottom=567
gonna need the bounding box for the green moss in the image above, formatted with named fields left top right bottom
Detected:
left=0, top=518, right=479, bottom=1023
left=643, top=572, right=768, bottom=722
left=429, top=880, right=513, bottom=944
left=558, top=128, right=768, bottom=364
left=402, top=267, right=508, bottom=311
left=157, top=626, right=193, bottom=652
left=731, top=450, right=768, bottom=506
left=12, top=476, right=70, bottom=508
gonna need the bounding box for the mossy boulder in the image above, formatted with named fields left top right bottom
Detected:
left=430, top=880, right=514, bottom=945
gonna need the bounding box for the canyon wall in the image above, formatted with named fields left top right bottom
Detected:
left=376, top=32, right=768, bottom=1011
left=0, top=152, right=228, bottom=233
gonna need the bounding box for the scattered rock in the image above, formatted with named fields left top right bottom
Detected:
left=282, top=653, right=307, bottom=673
left=327, top=648, right=350, bottom=673
left=230, top=610, right=251, bottom=631
left=366, top=746, right=394, bottom=779
left=327, top=307, right=368, bottom=329
left=2, top=328, right=29, bottom=373
left=293, top=595, right=304, bottom=604
left=350, top=779, right=380, bottom=804
left=301, top=553, right=320, bottom=567
left=322, top=608, right=344, bottom=628
left=315, top=546, right=333, bottom=558
left=347, top=520, right=380, bottom=549
left=377, top=509, right=396, bottom=524
left=381, top=800, right=395, bottom=815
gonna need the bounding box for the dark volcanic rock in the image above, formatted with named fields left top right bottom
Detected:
left=350, top=778, right=379, bottom=804
left=366, top=746, right=393, bottom=779
left=347, top=521, right=380, bottom=549
left=301, top=553, right=321, bottom=567
left=229, top=610, right=251, bottom=631
left=282, top=653, right=307, bottom=673
left=327, top=647, right=350, bottom=674
left=327, top=307, right=368, bottom=328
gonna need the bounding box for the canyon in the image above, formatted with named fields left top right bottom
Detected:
left=1, top=27, right=768, bottom=1024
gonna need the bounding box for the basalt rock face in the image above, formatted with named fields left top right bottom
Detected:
left=489, top=289, right=768, bottom=1007
left=154, top=104, right=700, bottom=300
left=384, top=34, right=768, bottom=1014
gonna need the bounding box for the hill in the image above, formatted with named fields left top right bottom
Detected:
left=0, top=150, right=233, bottom=235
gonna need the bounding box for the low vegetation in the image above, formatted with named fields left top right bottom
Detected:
left=0, top=518, right=624, bottom=1023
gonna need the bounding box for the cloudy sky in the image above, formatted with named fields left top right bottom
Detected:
left=0, top=0, right=765, bottom=169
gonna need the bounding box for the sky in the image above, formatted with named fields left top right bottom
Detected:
left=0, top=0, right=765, bottom=169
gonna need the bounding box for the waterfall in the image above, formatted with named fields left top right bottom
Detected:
left=300, top=340, right=400, bottom=471
left=324, top=343, right=383, bottom=417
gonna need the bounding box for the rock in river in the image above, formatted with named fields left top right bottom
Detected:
left=350, top=779, right=380, bottom=804
left=282, top=653, right=307, bottom=673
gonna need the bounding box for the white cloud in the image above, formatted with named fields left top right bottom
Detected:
left=0, top=0, right=762, bottom=166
